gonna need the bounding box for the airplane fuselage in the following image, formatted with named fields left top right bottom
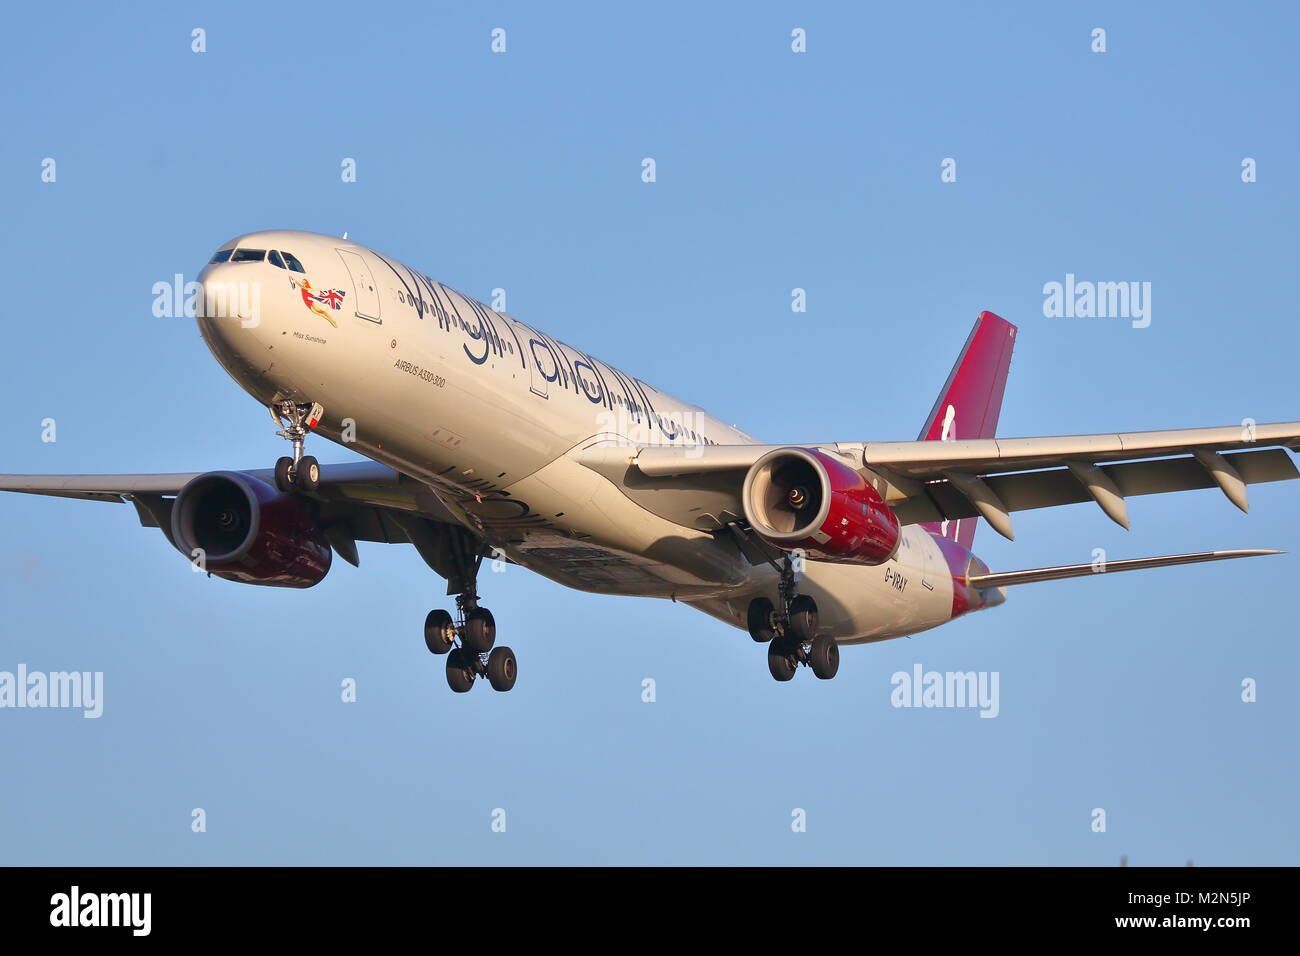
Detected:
left=197, top=230, right=990, bottom=644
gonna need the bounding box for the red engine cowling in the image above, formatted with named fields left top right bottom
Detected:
left=741, top=447, right=901, bottom=564
left=170, top=471, right=332, bottom=588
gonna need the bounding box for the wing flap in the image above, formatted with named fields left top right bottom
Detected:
left=892, top=447, right=1299, bottom=525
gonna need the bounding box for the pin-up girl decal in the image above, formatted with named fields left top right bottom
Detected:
left=295, top=278, right=346, bottom=327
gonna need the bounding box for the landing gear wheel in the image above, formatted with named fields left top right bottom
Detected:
left=270, top=401, right=324, bottom=491
left=462, top=607, right=496, bottom=654
left=487, top=646, right=518, bottom=692
left=297, top=455, right=320, bottom=491
left=445, top=648, right=476, bottom=693
left=746, top=597, right=778, bottom=643
left=424, top=609, right=455, bottom=655
left=767, top=639, right=798, bottom=682
left=787, top=594, right=819, bottom=644
left=809, top=634, right=840, bottom=680
left=274, top=456, right=295, bottom=493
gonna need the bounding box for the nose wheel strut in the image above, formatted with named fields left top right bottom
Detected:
left=270, top=400, right=324, bottom=493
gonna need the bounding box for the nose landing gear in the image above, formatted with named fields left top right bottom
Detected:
left=746, top=556, right=837, bottom=682
left=270, top=400, right=324, bottom=493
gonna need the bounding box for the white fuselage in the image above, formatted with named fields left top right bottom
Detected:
left=196, top=230, right=959, bottom=643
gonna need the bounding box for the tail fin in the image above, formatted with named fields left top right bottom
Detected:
left=919, top=311, right=1017, bottom=549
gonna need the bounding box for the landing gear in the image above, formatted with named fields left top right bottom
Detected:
left=440, top=642, right=519, bottom=693
left=747, top=555, right=837, bottom=682
left=431, top=598, right=513, bottom=692
left=270, top=401, right=324, bottom=492
left=763, top=632, right=840, bottom=682
left=426, top=534, right=517, bottom=693
left=440, top=641, right=518, bottom=693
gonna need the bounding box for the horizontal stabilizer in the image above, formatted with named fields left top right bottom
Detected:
left=967, top=549, right=1282, bottom=589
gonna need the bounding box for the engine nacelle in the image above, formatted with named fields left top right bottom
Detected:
left=171, top=471, right=332, bottom=588
left=741, top=447, right=901, bottom=565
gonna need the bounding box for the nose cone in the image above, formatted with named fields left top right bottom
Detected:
left=195, top=260, right=282, bottom=395
left=196, top=262, right=265, bottom=328
left=194, top=231, right=351, bottom=405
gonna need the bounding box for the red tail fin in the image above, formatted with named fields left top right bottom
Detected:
left=919, top=311, right=1017, bottom=549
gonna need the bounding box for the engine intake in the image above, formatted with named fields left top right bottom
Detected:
left=171, top=471, right=332, bottom=588
left=741, top=447, right=901, bottom=565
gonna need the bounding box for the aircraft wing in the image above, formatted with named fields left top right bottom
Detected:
left=575, top=420, right=1300, bottom=539
left=0, top=462, right=465, bottom=562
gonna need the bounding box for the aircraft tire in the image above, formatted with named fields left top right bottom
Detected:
left=462, top=607, right=496, bottom=654
left=274, top=456, right=295, bottom=493
left=787, top=595, right=819, bottom=644
left=297, top=455, right=321, bottom=491
left=424, top=609, right=455, bottom=655
left=767, top=639, right=797, bottom=682
left=809, top=634, right=840, bottom=680
left=445, top=648, right=476, bottom=693
left=487, top=646, right=518, bottom=692
left=746, top=597, right=778, bottom=643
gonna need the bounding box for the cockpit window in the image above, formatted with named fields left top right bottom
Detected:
left=281, top=251, right=306, bottom=273
left=231, top=248, right=266, bottom=263
left=268, top=250, right=286, bottom=269
left=208, top=248, right=233, bottom=264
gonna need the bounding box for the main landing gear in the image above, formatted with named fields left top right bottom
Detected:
left=270, top=400, right=325, bottom=493
left=422, top=549, right=517, bottom=693
left=745, top=557, right=839, bottom=682
left=426, top=598, right=518, bottom=693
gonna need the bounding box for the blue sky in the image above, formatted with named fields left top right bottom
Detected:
left=1, top=1, right=1296, bottom=865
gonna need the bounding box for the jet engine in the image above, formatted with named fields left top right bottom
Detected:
left=741, top=447, right=901, bottom=564
left=170, top=471, right=332, bottom=588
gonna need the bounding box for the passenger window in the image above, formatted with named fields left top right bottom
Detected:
left=281, top=251, right=306, bottom=273
left=209, top=249, right=233, bottom=263
left=231, top=248, right=266, bottom=263
left=268, top=250, right=286, bottom=269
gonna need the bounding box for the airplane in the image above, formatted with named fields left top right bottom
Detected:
left=3, top=229, right=1297, bottom=694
